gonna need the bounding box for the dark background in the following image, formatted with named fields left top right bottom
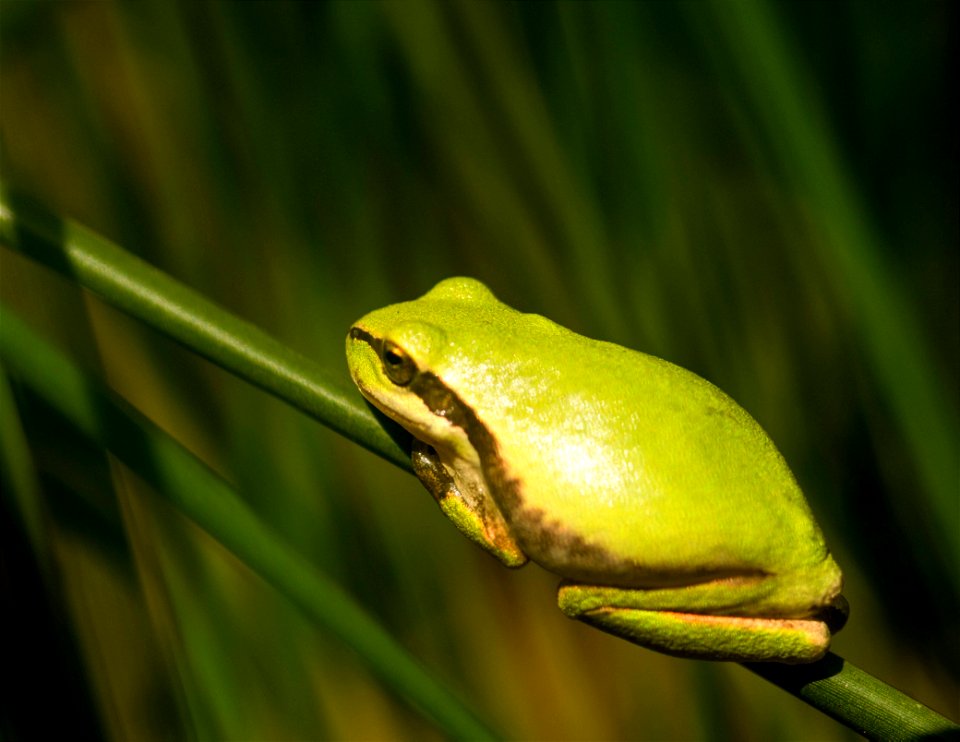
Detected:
left=1, top=2, right=956, bottom=739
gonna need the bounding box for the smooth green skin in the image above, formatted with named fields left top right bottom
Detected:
left=346, top=278, right=844, bottom=663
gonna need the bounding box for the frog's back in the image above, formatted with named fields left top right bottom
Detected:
left=470, top=323, right=828, bottom=588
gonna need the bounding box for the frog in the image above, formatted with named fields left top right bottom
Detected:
left=346, top=277, right=846, bottom=663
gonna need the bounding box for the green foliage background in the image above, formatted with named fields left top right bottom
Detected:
left=1, top=1, right=956, bottom=739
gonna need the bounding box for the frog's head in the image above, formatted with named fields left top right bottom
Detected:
left=345, top=277, right=499, bottom=457
left=346, top=317, right=446, bottom=431
left=348, top=278, right=529, bottom=567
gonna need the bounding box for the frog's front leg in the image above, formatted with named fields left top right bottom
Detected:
left=411, top=439, right=527, bottom=567
left=558, top=577, right=846, bottom=663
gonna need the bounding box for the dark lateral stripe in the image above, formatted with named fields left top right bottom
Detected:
left=411, top=370, right=524, bottom=514
left=349, top=326, right=380, bottom=353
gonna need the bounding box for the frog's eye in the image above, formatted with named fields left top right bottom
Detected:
left=381, top=340, right=417, bottom=386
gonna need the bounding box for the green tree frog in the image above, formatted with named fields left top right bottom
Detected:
left=346, top=277, right=847, bottom=663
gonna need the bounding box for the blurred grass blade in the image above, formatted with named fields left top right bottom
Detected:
left=0, top=185, right=410, bottom=471
left=0, top=363, right=51, bottom=574
left=446, top=0, right=624, bottom=338
left=0, top=304, right=499, bottom=742
left=703, top=0, right=959, bottom=579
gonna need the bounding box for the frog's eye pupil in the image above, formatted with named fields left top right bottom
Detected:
left=382, top=341, right=416, bottom=386
left=384, top=349, right=402, bottom=366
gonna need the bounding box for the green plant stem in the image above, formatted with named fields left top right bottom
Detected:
left=0, top=304, right=498, bottom=742
left=745, top=654, right=959, bottom=740
left=2, top=190, right=957, bottom=737
left=0, top=186, right=411, bottom=471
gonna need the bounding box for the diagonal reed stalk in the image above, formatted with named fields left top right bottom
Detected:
left=1, top=188, right=957, bottom=739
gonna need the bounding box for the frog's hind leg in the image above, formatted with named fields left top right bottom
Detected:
left=557, top=578, right=836, bottom=663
